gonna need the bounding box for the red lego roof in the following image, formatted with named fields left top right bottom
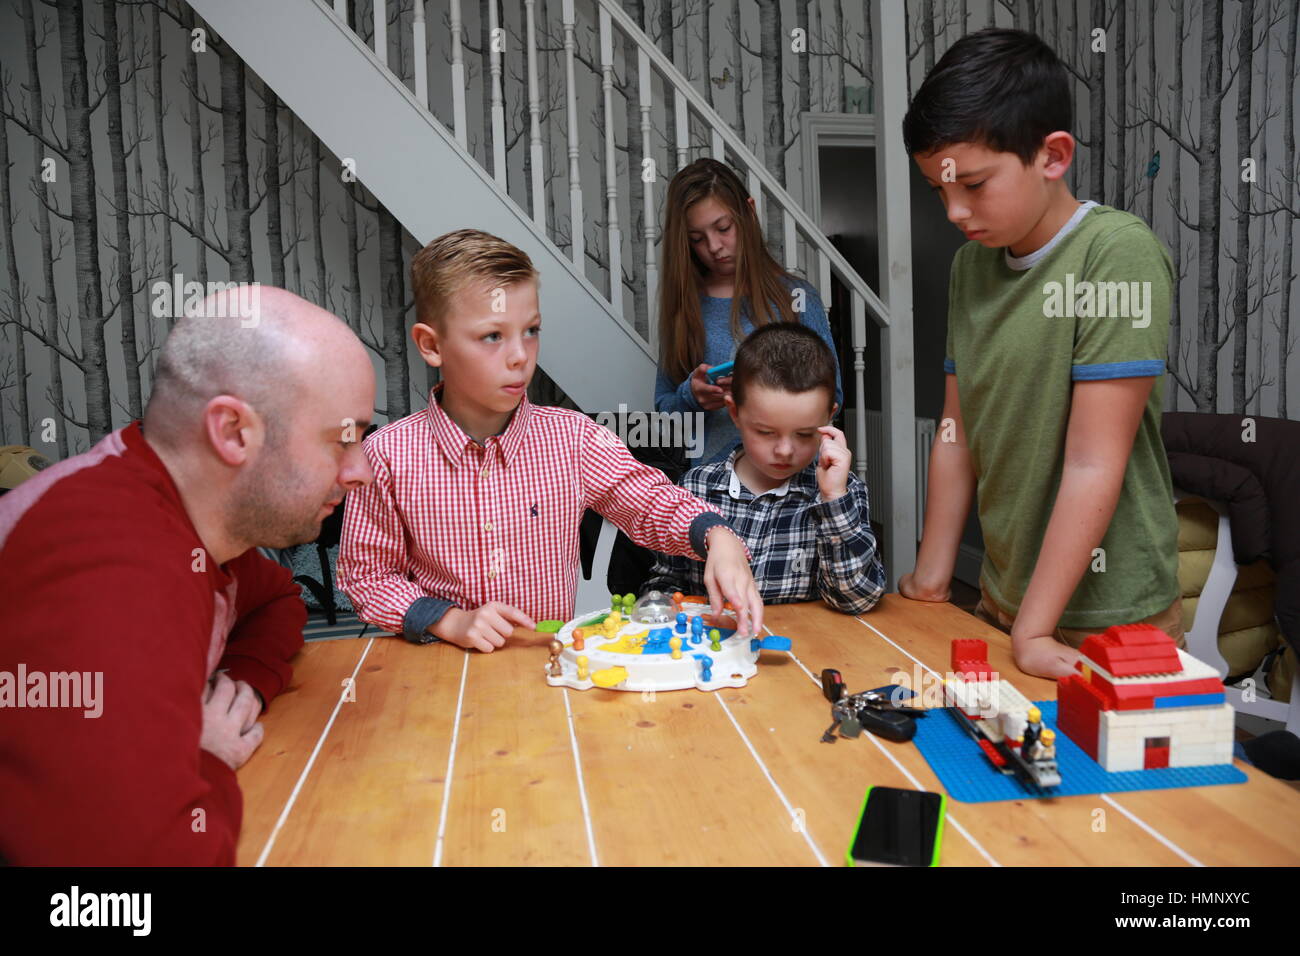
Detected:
left=1078, top=624, right=1182, bottom=677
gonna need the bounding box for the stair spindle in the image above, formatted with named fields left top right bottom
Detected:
left=525, top=0, right=545, bottom=228
left=450, top=0, right=467, bottom=147
left=599, top=6, right=622, bottom=318
left=674, top=87, right=688, bottom=169
left=413, top=1, right=428, bottom=109
left=373, top=0, right=387, bottom=68
left=489, top=0, right=506, bottom=187
left=638, top=48, right=658, bottom=351
left=783, top=208, right=798, bottom=270
left=562, top=0, right=584, bottom=267
left=852, top=292, right=867, bottom=480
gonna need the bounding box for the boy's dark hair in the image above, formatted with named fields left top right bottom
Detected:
left=902, top=28, right=1071, bottom=165
left=731, top=323, right=837, bottom=412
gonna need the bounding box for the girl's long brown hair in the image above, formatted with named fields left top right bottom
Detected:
left=658, top=159, right=798, bottom=384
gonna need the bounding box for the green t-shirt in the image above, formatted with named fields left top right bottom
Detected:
left=944, top=202, right=1179, bottom=629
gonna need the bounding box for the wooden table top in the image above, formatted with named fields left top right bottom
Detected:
left=237, top=596, right=1300, bottom=866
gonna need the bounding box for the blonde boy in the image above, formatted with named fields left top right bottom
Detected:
left=339, top=229, right=762, bottom=650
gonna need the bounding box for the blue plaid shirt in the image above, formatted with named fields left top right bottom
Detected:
left=644, top=450, right=886, bottom=613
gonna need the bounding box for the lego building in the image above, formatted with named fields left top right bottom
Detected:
left=1055, top=625, right=1233, bottom=772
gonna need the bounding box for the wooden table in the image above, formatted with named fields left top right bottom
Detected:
left=237, top=597, right=1300, bottom=866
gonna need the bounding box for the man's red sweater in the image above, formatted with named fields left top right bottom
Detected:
left=0, top=422, right=305, bottom=865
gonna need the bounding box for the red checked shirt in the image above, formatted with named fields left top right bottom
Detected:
left=338, top=387, right=734, bottom=636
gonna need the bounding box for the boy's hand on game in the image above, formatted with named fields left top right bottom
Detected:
left=1012, top=633, right=1083, bottom=679
left=435, top=603, right=536, bottom=653
left=689, top=363, right=729, bottom=411
left=200, top=673, right=265, bottom=771
left=815, top=425, right=851, bottom=500
left=898, top=571, right=951, bottom=603
left=703, top=526, right=764, bottom=637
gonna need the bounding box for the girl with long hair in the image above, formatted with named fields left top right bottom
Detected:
left=654, top=158, right=842, bottom=463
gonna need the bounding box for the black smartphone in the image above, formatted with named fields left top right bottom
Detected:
left=846, top=786, right=946, bottom=867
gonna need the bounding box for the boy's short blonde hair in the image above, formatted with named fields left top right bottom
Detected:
left=410, top=228, right=538, bottom=328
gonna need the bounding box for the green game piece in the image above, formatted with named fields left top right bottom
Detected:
left=709, top=628, right=722, bottom=651
left=535, top=620, right=564, bottom=633
left=623, top=592, right=636, bottom=610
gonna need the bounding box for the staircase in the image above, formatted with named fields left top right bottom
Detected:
left=189, top=0, right=918, bottom=581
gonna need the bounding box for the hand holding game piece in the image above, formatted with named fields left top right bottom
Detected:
left=815, top=425, right=852, bottom=501
left=435, top=602, right=536, bottom=653
left=702, top=525, right=764, bottom=638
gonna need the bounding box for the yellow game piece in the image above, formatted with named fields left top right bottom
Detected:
left=669, top=636, right=682, bottom=659
left=576, top=656, right=589, bottom=681
left=591, top=666, right=628, bottom=688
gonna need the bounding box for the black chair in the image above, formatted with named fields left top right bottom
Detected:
left=293, top=424, right=379, bottom=625
left=294, top=498, right=347, bottom=626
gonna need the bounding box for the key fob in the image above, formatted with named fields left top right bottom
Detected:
left=860, top=708, right=917, bottom=743
left=821, top=668, right=846, bottom=703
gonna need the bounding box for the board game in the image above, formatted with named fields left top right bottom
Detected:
left=543, top=590, right=792, bottom=692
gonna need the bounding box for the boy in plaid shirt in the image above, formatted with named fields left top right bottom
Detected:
left=644, top=324, right=885, bottom=613
left=338, top=229, right=763, bottom=651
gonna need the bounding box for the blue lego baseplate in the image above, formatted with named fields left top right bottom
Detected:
left=912, top=700, right=1248, bottom=803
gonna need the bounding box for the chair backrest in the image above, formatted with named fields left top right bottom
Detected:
left=1176, top=491, right=1299, bottom=734
left=574, top=517, right=619, bottom=618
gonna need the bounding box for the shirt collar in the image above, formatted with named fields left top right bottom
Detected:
left=724, top=448, right=817, bottom=501
left=424, top=383, right=533, bottom=470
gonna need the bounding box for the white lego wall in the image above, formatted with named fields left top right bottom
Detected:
left=1098, top=704, right=1234, bottom=772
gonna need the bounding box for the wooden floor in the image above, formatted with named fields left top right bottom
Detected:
left=237, top=597, right=1300, bottom=866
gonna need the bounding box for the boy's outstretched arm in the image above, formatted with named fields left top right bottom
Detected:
left=579, top=418, right=763, bottom=635
left=900, top=373, right=976, bottom=602
left=1011, top=376, right=1155, bottom=678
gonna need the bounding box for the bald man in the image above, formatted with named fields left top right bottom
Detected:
left=0, top=287, right=375, bottom=865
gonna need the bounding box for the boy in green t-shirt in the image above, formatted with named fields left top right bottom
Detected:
left=898, top=28, right=1182, bottom=679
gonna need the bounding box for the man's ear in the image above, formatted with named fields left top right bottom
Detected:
left=203, top=395, right=260, bottom=467
left=410, top=321, right=444, bottom=368
left=724, top=393, right=740, bottom=427
left=829, top=401, right=840, bottom=422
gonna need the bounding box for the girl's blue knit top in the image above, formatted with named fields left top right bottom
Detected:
left=654, top=278, right=844, bottom=464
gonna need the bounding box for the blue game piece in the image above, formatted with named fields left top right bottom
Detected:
left=675, top=612, right=687, bottom=633
left=757, top=635, right=792, bottom=652
left=693, top=654, right=713, bottom=683
left=750, top=638, right=760, bottom=653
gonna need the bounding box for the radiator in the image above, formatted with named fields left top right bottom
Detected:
left=851, top=411, right=935, bottom=541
